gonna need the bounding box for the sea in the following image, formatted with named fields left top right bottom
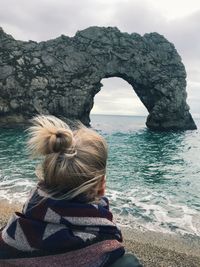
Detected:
left=0, top=114, right=200, bottom=238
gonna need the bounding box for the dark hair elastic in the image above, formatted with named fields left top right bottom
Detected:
left=56, top=132, right=63, bottom=138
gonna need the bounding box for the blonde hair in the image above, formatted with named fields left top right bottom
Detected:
left=27, top=115, right=107, bottom=201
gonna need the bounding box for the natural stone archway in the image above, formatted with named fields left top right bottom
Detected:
left=0, top=26, right=197, bottom=130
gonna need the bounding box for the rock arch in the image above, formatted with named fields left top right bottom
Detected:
left=0, top=26, right=196, bottom=130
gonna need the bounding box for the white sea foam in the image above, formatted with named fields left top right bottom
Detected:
left=0, top=179, right=199, bottom=237
left=0, top=178, right=35, bottom=203
left=107, top=188, right=200, bottom=237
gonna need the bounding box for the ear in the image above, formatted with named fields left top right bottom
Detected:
left=97, top=175, right=106, bottom=197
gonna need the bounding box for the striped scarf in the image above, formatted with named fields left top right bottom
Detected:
left=0, top=184, right=124, bottom=263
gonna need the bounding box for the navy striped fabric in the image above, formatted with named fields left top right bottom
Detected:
left=0, top=185, right=123, bottom=260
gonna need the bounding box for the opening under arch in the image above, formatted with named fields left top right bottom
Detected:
left=90, top=77, right=148, bottom=130
left=91, top=77, right=148, bottom=116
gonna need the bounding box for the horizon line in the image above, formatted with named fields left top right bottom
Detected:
left=90, top=113, right=147, bottom=117
left=90, top=113, right=200, bottom=119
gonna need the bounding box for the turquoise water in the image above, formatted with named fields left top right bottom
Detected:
left=0, top=115, right=200, bottom=237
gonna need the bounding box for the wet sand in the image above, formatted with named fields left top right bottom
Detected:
left=0, top=201, right=22, bottom=229
left=0, top=201, right=200, bottom=267
left=122, top=228, right=200, bottom=267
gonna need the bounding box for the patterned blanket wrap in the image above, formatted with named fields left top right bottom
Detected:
left=0, top=186, right=124, bottom=266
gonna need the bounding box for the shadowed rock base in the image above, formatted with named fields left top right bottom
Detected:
left=146, top=113, right=197, bottom=131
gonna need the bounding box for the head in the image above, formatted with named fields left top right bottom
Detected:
left=27, top=115, right=107, bottom=202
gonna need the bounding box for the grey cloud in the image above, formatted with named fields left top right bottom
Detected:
left=185, top=82, right=200, bottom=118
left=101, top=78, right=134, bottom=92
left=0, top=0, right=111, bottom=41
left=164, top=11, right=200, bottom=63
left=110, top=0, right=166, bottom=34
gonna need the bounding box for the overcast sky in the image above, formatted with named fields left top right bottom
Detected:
left=0, top=0, right=199, bottom=117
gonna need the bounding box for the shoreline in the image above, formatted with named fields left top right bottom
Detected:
left=121, top=227, right=200, bottom=267
left=0, top=202, right=200, bottom=267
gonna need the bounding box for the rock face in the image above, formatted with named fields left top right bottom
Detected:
left=0, top=26, right=197, bottom=130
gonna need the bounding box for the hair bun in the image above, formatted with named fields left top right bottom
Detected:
left=28, top=115, right=74, bottom=156
left=51, top=129, right=73, bottom=153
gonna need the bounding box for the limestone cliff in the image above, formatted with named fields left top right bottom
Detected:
left=0, top=26, right=197, bottom=130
